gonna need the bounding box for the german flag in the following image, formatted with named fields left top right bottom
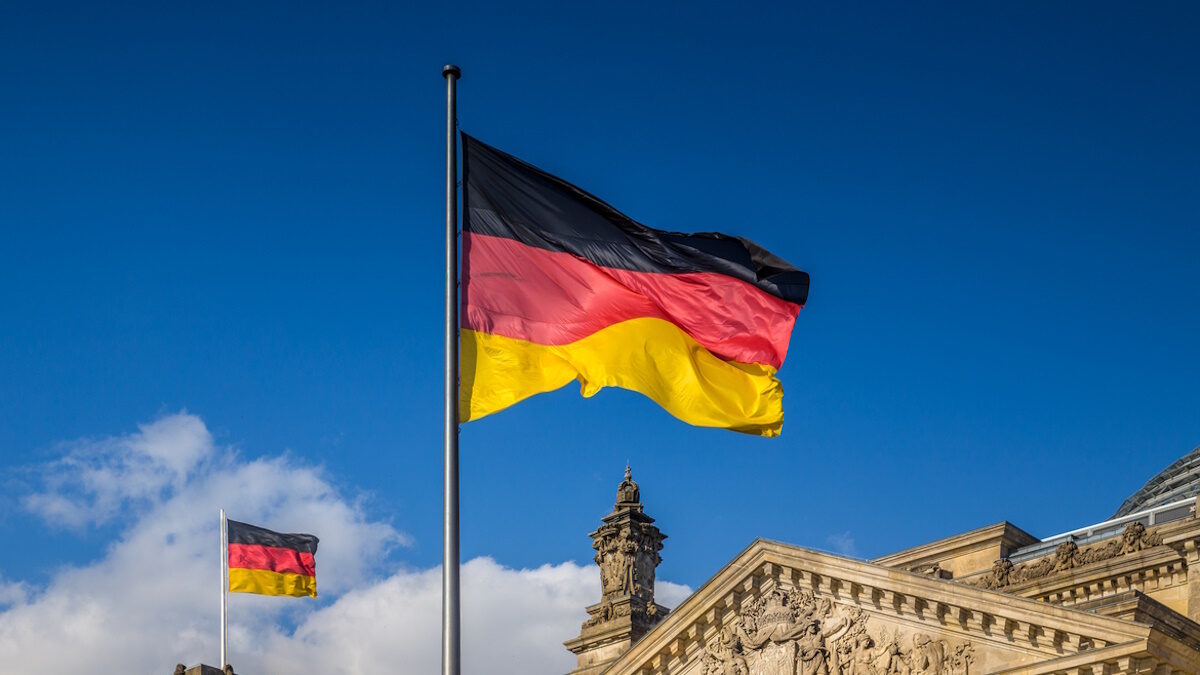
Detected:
left=227, top=519, right=319, bottom=598
left=460, top=134, right=809, bottom=437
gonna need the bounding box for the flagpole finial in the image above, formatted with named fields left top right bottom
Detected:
left=443, top=64, right=461, bottom=79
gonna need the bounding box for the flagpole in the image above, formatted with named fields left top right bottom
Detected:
left=441, top=63, right=462, bottom=675
left=220, top=508, right=228, bottom=670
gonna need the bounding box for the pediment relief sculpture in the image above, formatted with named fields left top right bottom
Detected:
left=973, top=522, right=1163, bottom=590
left=701, top=588, right=973, bottom=675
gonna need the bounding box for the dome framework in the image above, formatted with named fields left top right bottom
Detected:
left=1113, top=444, right=1200, bottom=518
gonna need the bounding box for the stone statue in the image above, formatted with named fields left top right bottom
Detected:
left=1050, top=541, right=1079, bottom=572
left=796, top=619, right=831, bottom=675
left=173, top=665, right=185, bottom=675
left=909, top=634, right=944, bottom=675
left=619, top=537, right=637, bottom=593
left=1117, top=521, right=1161, bottom=554
left=872, top=630, right=911, bottom=675
left=947, top=643, right=974, bottom=675
left=985, top=558, right=1013, bottom=589
left=702, top=626, right=749, bottom=675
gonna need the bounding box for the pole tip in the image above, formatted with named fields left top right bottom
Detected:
left=443, top=64, right=461, bottom=79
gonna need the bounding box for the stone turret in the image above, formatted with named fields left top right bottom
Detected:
left=564, top=467, right=668, bottom=675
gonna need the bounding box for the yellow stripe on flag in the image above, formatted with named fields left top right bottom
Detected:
left=228, top=568, right=317, bottom=598
left=461, top=317, right=784, bottom=436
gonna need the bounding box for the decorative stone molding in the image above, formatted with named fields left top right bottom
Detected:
left=604, top=541, right=1176, bottom=675
left=972, top=523, right=1164, bottom=590
left=700, top=587, right=973, bottom=675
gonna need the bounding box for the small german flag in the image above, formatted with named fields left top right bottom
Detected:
left=226, top=519, right=319, bottom=598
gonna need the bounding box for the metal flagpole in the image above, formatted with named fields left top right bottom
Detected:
left=220, top=508, right=228, bottom=670
left=441, top=63, right=462, bottom=675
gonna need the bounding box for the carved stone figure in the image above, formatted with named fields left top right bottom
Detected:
left=982, top=558, right=1013, bottom=589
left=1050, top=541, right=1079, bottom=572
left=843, top=634, right=878, bottom=675
left=1115, top=522, right=1163, bottom=554
left=702, top=626, right=750, bottom=675
left=796, top=620, right=831, bottom=675
left=873, top=629, right=910, bottom=675
left=909, top=634, right=943, bottom=675
left=971, top=523, right=1162, bottom=590
left=906, top=562, right=950, bottom=579
left=947, top=643, right=974, bottom=675
left=701, top=587, right=972, bottom=675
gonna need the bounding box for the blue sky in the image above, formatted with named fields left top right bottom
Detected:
left=1, top=3, right=1198, bottom=661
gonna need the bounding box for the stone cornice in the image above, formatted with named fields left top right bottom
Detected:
left=566, top=619, right=637, bottom=654
left=993, top=630, right=1200, bottom=675
left=872, top=522, right=1039, bottom=571
left=1076, top=590, right=1200, bottom=640
left=605, top=539, right=1167, bottom=675
left=990, top=638, right=1149, bottom=675
left=1158, top=515, right=1200, bottom=559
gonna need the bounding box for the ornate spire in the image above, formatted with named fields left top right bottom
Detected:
left=565, top=467, right=668, bottom=674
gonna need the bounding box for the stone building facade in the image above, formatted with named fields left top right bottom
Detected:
left=567, top=450, right=1200, bottom=675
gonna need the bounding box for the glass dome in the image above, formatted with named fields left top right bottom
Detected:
left=1113, top=444, right=1200, bottom=518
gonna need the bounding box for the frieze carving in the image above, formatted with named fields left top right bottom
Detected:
left=701, top=588, right=973, bottom=675
left=974, top=522, right=1163, bottom=590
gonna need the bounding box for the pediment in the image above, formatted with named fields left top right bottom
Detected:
left=605, top=540, right=1196, bottom=675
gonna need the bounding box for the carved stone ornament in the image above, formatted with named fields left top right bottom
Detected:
left=701, top=588, right=973, bottom=675
left=974, top=522, right=1164, bottom=590
left=580, top=467, right=667, bottom=632
left=905, top=562, right=951, bottom=580
left=617, top=465, right=640, bottom=505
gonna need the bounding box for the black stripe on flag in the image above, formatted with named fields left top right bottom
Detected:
left=227, top=519, right=319, bottom=554
left=462, top=132, right=809, bottom=307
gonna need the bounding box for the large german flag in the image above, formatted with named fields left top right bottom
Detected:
left=461, top=134, right=809, bottom=437
left=227, top=519, right=319, bottom=598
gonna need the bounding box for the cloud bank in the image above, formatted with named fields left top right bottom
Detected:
left=0, top=413, right=690, bottom=674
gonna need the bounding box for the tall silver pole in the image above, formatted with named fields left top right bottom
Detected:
left=441, top=63, right=462, bottom=675
left=220, top=509, right=228, bottom=670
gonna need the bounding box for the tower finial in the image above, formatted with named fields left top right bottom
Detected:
left=616, top=465, right=640, bottom=508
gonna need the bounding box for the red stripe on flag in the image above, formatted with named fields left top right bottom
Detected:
left=228, top=543, right=316, bottom=577
left=463, top=232, right=800, bottom=369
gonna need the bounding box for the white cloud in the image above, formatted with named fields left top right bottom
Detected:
left=825, top=531, right=858, bottom=557
left=0, top=579, right=29, bottom=609
left=22, top=413, right=213, bottom=528
left=0, top=413, right=692, bottom=675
